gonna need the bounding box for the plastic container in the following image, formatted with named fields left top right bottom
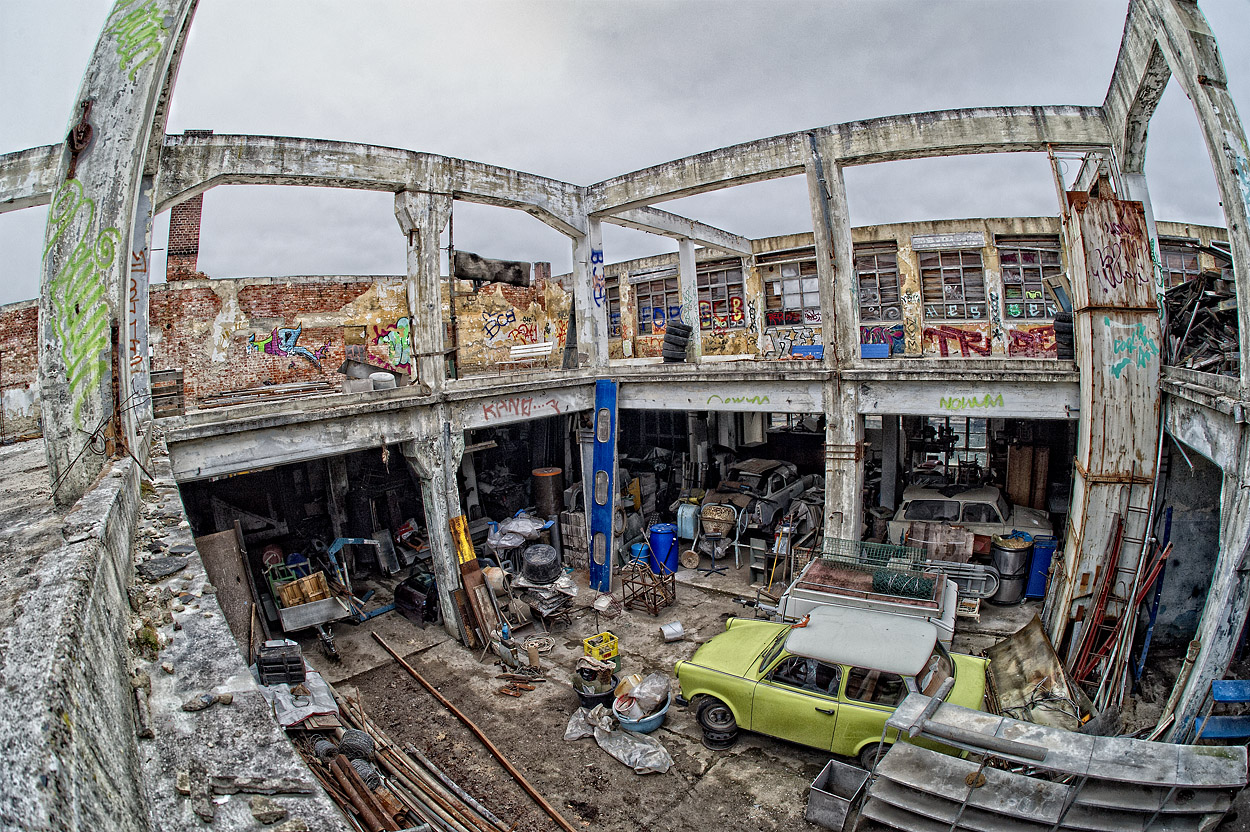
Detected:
left=583, top=632, right=619, bottom=663
left=1026, top=535, right=1058, bottom=599
left=806, top=759, right=870, bottom=830
left=574, top=674, right=619, bottom=710
left=676, top=502, right=700, bottom=540
left=613, top=693, right=671, bottom=734
left=648, top=523, right=679, bottom=575
left=629, top=542, right=648, bottom=563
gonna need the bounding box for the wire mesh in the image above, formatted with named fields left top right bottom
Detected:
left=820, top=537, right=926, bottom=572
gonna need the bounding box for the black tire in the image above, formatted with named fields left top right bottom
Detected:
left=666, top=321, right=693, bottom=337
left=701, top=730, right=738, bottom=750
left=696, top=697, right=738, bottom=734
left=858, top=742, right=888, bottom=771
left=1053, top=311, right=1072, bottom=324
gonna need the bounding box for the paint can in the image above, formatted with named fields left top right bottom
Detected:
left=648, top=523, right=679, bottom=575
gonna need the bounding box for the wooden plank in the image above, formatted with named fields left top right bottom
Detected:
left=1006, top=445, right=1034, bottom=511
left=194, top=530, right=255, bottom=650
left=1030, top=446, right=1050, bottom=510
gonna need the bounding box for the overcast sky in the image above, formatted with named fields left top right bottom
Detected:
left=2, top=1, right=1249, bottom=307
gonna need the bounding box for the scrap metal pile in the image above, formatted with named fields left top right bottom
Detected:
left=1165, top=271, right=1240, bottom=376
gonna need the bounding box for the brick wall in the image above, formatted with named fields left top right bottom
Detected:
left=165, top=193, right=205, bottom=280
left=0, top=301, right=41, bottom=438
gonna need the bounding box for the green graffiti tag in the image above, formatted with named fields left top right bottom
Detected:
left=44, top=180, right=119, bottom=425
left=706, top=394, right=771, bottom=406
left=107, top=0, right=170, bottom=80
left=1105, top=316, right=1160, bottom=379
left=939, top=393, right=1004, bottom=411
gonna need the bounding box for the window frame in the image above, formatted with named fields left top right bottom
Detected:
left=996, top=235, right=1061, bottom=322
left=920, top=248, right=987, bottom=322
left=631, top=268, right=682, bottom=335
left=855, top=243, right=903, bottom=324
left=1158, top=238, right=1202, bottom=290
left=697, top=259, right=748, bottom=332
left=760, top=247, right=821, bottom=327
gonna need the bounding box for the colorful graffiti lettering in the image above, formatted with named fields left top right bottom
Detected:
left=859, top=324, right=904, bottom=355
left=728, top=296, right=745, bottom=326
left=803, top=308, right=822, bottom=325
left=376, top=317, right=412, bottom=370
left=765, top=310, right=786, bottom=328
left=1007, top=324, right=1057, bottom=358
left=106, top=0, right=170, bottom=80
left=698, top=299, right=713, bottom=330
left=554, top=317, right=569, bottom=348
left=1105, top=316, right=1159, bottom=378
left=923, top=324, right=992, bottom=358
left=481, top=395, right=562, bottom=422
left=591, top=248, right=606, bottom=307
left=1092, top=241, right=1150, bottom=292
left=483, top=309, right=516, bottom=341
left=507, top=321, right=539, bottom=345
left=248, top=324, right=330, bottom=368
left=43, top=179, right=118, bottom=425
left=706, top=394, right=771, bottom=406
left=940, top=393, right=1004, bottom=411
left=987, top=290, right=1004, bottom=342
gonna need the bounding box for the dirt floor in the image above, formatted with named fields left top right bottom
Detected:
left=299, top=557, right=1048, bottom=832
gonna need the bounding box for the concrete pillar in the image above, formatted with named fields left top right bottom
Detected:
left=394, top=191, right=452, bottom=392
left=1122, top=172, right=1166, bottom=308
left=121, top=174, right=155, bottom=439
left=806, top=133, right=863, bottom=543
left=326, top=456, right=348, bottom=540
left=401, top=416, right=465, bottom=641
left=1169, top=438, right=1250, bottom=740
left=880, top=415, right=901, bottom=511
left=570, top=219, right=607, bottom=369
left=677, top=237, right=702, bottom=362
left=38, top=0, right=199, bottom=506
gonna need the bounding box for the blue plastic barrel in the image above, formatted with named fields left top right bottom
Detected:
left=1026, top=535, right=1058, bottom=599
left=648, top=523, right=679, bottom=575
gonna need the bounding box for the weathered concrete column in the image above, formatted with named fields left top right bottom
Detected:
left=677, top=237, right=702, bottom=362
left=1169, top=431, right=1250, bottom=740
left=806, top=133, right=863, bottom=543
left=400, top=411, right=465, bottom=641
left=39, top=0, right=199, bottom=505
left=570, top=219, right=608, bottom=369
left=395, top=190, right=452, bottom=392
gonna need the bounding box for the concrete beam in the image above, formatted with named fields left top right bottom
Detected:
left=1165, top=394, right=1237, bottom=471
left=618, top=379, right=823, bottom=413
left=155, top=134, right=586, bottom=236
left=0, top=145, right=61, bottom=214
left=858, top=378, right=1080, bottom=420
left=603, top=207, right=752, bottom=256
left=585, top=106, right=1111, bottom=216
left=1103, top=0, right=1172, bottom=173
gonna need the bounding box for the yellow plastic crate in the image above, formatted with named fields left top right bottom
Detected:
left=583, top=632, right=619, bottom=662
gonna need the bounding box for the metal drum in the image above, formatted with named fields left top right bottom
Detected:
left=531, top=467, right=564, bottom=518
left=989, top=534, right=1032, bottom=605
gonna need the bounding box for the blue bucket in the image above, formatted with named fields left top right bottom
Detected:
left=648, top=524, right=679, bottom=575
left=629, top=542, right=648, bottom=563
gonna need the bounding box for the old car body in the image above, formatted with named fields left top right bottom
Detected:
left=674, top=606, right=988, bottom=765
left=886, top=484, right=1052, bottom=546
left=702, top=458, right=817, bottom=532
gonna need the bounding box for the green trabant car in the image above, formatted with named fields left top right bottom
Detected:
left=675, top=605, right=988, bottom=768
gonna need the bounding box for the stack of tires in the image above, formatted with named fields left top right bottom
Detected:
left=1053, top=311, right=1075, bottom=360
left=695, top=696, right=738, bottom=749
left=662, top=320, right=693, bottom=363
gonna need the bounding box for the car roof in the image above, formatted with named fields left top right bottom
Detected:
left=730, top=458, right=788, bottom=475
left=900, top=485, right=1003, bottom=503
left=783, top=606, right=939, bottom=676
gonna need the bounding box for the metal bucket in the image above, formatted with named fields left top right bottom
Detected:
left=990, top=534, right=1032, bottom=605
left=806, top=759, right=869, bottom=830
left=660, top=621, right=685, bottom=642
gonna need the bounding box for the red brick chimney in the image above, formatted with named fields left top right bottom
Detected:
left=165, top=130, right=213, bottom=281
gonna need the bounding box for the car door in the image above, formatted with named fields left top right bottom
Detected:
left=831, top=665, right=907, bottom=757
left=959, top=501, right=1004, bottom=537
left=751, top=655, right=841, bottom=750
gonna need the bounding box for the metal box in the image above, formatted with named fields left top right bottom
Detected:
left=805, top=758, right=869, bottom=831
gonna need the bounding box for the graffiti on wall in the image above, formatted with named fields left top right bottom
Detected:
left=939, top=393, right=1004, bottom=411
left=106, top=0, right=170, bottom=80
left=706, top=394, right=771, bottom=406
left=765, top=326, right=818, bottom=359
left=1091, top=223, right=1151, bottom=293
left=44, top=179, right=118, bottom=424
left=1105, top=316, right=1159, bottom=379
left=483, top=309, right=516, bottom=342
left=1007, top=324, right=1057, bottom=358
left=859, top=324, right=904, bottom=355
left=507, top=320, right=539, bottom=345
left=127, top=251, right=147, bottom=381
left=481, top=395, right=563, bottom=422
left=1228, top=129, right=1250, bottom=232
left=923, top=323, right=993, bottom=358
left=987, top=289, right=1005, bottom=343
left=248, top=324, right=331, bottom=369
left=373, top=317, right=412, bottom=371
left=591, top=249, right=606, bottom=307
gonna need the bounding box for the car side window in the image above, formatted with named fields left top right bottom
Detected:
left=903, top=499, right=958, bottom=522
left=961, top=502, right=1000, bottom=523
left=845, top=666, right=906, bottom=706
left=769, top=657, right=840, bottom=696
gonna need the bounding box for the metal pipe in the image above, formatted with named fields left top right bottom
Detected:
left=373, top=633, right=580, bottom=832
left=404, top=745, right=508, bottom=831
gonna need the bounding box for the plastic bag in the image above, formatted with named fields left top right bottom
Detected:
left=564, top=708, right=594, bottom=741
left=585, top=706, right=672, bottom=775
left=499, top=513, right=551, bottom=541
left=631, top=673, right=671, bottom=715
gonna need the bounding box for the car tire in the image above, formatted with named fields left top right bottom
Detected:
left=695, top=697, right=738, bottom=734
left=858, top=743, right=889, bottom=771
left=701, top=729, right=738, bottom=750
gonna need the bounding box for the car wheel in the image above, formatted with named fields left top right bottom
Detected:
left=701, top=729, right=738, bottom=750
left=696, top=697, right=738, bottom=734
left=858, top=742, right=889, bottom=771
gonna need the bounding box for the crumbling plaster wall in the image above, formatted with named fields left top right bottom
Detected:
left=450, top=278, right=573, bottom=371
left=0, top=300, right=39, bottom=439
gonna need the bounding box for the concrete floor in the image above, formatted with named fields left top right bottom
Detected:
left=320, top=552, right=1048, bottom=832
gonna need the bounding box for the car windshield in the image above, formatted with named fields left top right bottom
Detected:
left=997, top=494, right=1012, bottom=520
left=904, top=499, right=959, bottom=522
left=915, top=642, right=956, bottom=696
left=728, top=471, right=763, bottom=490
left=758, top=627, right=790, bottom=673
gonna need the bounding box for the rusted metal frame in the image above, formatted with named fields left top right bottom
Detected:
left=1072, top=516, right=1125, bottom=683
left=371, top=633, right=579, bottom=832
left=1071, top=460, right=1153, bottom=485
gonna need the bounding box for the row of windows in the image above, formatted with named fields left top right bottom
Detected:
left=609, top=237, right=1227, bottom=338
